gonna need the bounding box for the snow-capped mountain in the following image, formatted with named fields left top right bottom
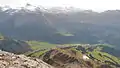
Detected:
left=0, top=3, right=84, bottom=14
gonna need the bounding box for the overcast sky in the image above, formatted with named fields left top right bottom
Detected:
left=0, top=0, right=120, bottom=11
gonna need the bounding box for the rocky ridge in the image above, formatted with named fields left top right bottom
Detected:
left=0, top=50, right=54, bottom=68
left=27, top=45, right=120, bottom=68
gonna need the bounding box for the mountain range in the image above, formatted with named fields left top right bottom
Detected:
left=0, top=4, right=120, bottom=48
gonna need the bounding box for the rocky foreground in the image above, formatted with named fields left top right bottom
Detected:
left=0, top=50, right=54, bottom=68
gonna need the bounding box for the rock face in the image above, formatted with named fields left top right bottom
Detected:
left=0, top=50, right=54, bottom=68
left=42, top=49, right=91, bottom=68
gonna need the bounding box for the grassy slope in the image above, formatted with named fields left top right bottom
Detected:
left=26, top=42, right=120, bottom=65
left=89, top=50, right=120, bottom=64
left=25, top=41, right=57, bottom=57
left=26, top=41, right=57, bottom=50
left=55, top=32, right=74, bottom=36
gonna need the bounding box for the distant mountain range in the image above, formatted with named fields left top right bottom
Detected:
left=0, top=5, right=120, bottom=48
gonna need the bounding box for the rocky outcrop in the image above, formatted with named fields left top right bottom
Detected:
left=41, top=49, right=91, bottom=68
left=40, top=48, right=119, bottom=68
left=0, top=50, right=54, bottom=68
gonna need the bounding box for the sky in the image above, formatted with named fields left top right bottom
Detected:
left=0, top=0, right=120, bottom=12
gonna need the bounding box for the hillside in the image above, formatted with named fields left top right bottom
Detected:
left=0, top=35, right=120, bottom=68
left=27, top=44, right=120, bottom=68
left=0, top=41, right=119, bottom=68
left=0, top=35, right=32, bottom=54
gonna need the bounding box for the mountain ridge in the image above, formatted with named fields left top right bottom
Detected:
left=0, top=5, right=120, bottom=48
left=0, top=50, right=54, bottom=68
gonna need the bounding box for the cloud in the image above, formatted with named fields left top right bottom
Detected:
left=0, top=0, right=120, bottom=11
